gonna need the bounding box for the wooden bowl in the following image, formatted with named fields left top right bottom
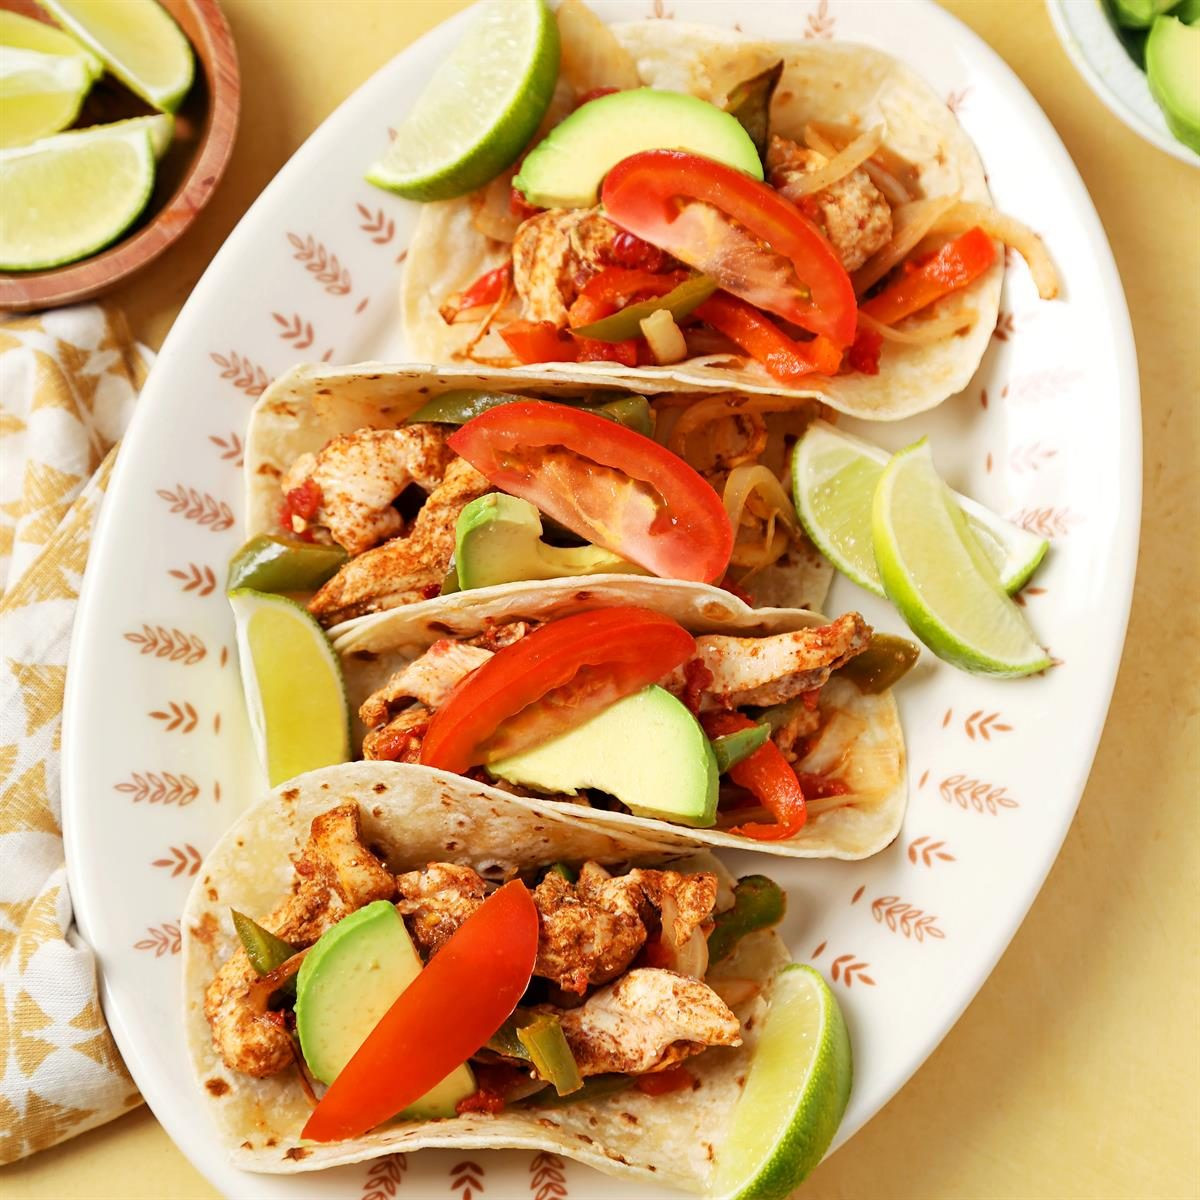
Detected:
left=0, top=0, right=239, bottom=311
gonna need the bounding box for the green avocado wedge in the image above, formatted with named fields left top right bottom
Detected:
left=1146, top=15, right=1200, bottom=152
left=514, top=87, right=763, bottom=208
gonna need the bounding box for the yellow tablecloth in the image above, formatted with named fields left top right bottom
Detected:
left=6, top=1, right=1198, bottom=1196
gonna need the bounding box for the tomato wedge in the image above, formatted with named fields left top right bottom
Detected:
left=703, top=711, right=808, bottom=840
left=302, top=881, right=538, bottom=1143
left=601, top=149, right=857, bottom=348
left=420, top=607, right=696, bottom=773
left=448, top=402, right=733, bottom=582
left=861, top=226, right=996, bottom=326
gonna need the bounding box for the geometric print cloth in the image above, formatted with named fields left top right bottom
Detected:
left=0, top=305, right=147, bottom=1163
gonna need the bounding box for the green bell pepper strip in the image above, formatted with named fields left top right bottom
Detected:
left=571, top=275, right=718, bottom=343
left=226, top=535, right=347, bottom=594
left=724, top=61, right=785, bottom=163
left=517, top=1015, right=584, bottom=1096
left=710, top=722, right=771, bottom=774
left=525, top=1073, right=634, bottom=1108
left=707, top=876, right=786, bottom=964
left=406, top=390, right=652, bottom=435
left=232, top=910, right=300, bottom=1001
left=835, top=633, right=920, bottom=694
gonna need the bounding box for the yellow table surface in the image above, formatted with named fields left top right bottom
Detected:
left=6, top=1, right=1199, bottom=1196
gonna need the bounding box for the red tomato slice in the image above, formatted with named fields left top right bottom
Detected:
left=420, top=606, right=696, bottom=773
left=302, top=881, right=538, bottom=1143
left=601, top=150, right=857, bottom=348
left=448, top=401, right=733, bottom=583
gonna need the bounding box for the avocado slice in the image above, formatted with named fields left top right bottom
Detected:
left=295, top=901, right=475, bottom=1115
left=1110, top=0, right=1176, bottom=28
left=455, top=493, right=646, bottom=590
left=514, top=87, right=763, bottom=208
left=1174, top=0, right=1200, bottom=23
left=488, top=685, right=719, bottom=828
left=1147, top=15, right=1200, bottom=152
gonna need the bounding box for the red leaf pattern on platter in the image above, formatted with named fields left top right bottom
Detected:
left=450, top=1161, right=485, bottom=1200
left=134, top=923, right=181, bottom=956
left=805, top=0, right=835, bottom=37
left=992, top=311, right=1017, bottom=341
left=210, top=351, right=269, bottom=396
left=964, top=710, right=1012, bottom=740
left=649, top=0, right=674, bottom=16
left=168, top=563, right=217, bottom=597
left=851, top=885, right=865, bottom=904
left=287, top=232, right=352, bottom=295
left=1013, top=586, right=1048, bottom=608
left=148, top=701, right=198, bottom=733
left=830, top=954, right=874, bottom=987
left=356, top=203, right=395, bottom=245
left=123, top=625, right=206, bottom=664
left=531, top=1151, right=567, bottom=1200
left=362, top=1154, right=407, bottom=1199
left=1010, top=506, right=1080, bottom=538
left=1009, top=443, right=1058, bottom=473
left=946, top=87, right=971, bottom=115
left=152, top=844, right=203, bottom=877
left=114, top=771, right=199, bottom=806
left=907, top=836, right=955, bottom=867
left=209, top=432, right=243, bottom=465
left=156, top=485, right=234, bottom=531
left=272, top=312, right=316, bottom=350
left=811, top=940, right=827, bottom=958
left=871, top=896, right=945, bottom=941
left=940, top=774, right=1019, bottom=815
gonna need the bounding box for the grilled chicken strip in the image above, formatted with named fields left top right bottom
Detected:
left=767, top=135, right=893, bottom=272
left=203, top=805, right=395, bottom=1078
left=282, top=425, right=454, bottom=557
left=394, top=863, right=488, bottom=958
left=664, top=612, right=872, bottom=709
left=550, top=968, right=741, bottom=1076
left=359, top=640, right=491, bottom=727
left=512, top=207, right=621, bottom=326
left=309, top=456, right=493, bottom=625
left=361, top=703, right=430, bottom=763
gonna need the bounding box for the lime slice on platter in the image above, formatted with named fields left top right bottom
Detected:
left=872, top=440, right=1053, bottom=677
left=708, top=964, right=852, bottom=1200
left=0, top=9, right=102, bottom=78
left=793, top=420, right=1048, bottom=597
left=228, top=589, right=351, bottom=787
left=366, top=0, right=559, bottom=200
left=0, top=46, right=92, bottom=147
left=35, top=0, right=194, bottom=112
left=0, top=125, right=155, bottom=269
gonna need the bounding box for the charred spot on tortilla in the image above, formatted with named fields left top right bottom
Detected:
left=282, top=788, right=299, bottom=802
left=205, top=1078, right=229, bottom=1097
left=372, top=782, right=387, bottom=793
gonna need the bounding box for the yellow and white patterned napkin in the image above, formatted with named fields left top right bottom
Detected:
left=0, top=305, right=147, bottom=1163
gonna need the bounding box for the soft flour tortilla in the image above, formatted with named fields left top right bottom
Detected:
left=182, top=762, right=789, bottom=1187
left=333, top=576, right=907, bottom=861
left=401, top=23, right=1003, bottom=422
left=244, top=360, right=834, bottom=614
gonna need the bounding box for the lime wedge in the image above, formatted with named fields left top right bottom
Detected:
left=0, top=9, right=102, bottom=78
left=0, top=47, right=91, bottom=147
left=44, top=111, right=174, bottom=158
left=873, top=440, right=1052, bottom=677
left=793, top=420, right=1047, bottom=597
left=708, top=964, right=852, bottom=1200
left=366, top=0, right=559, bottom=200
left=229, top=589, right=351, bottom=787
left=0, top=125, right=154, bottom=269
left=36, top=0, right=194, bottom=112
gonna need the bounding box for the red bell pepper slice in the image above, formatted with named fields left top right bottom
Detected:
left=704, top=711, right=808, bottom=840
left=420, top=606, right=697, bottom=773
left=567, top=267, right=688, bottom=327
left=301, top=881, right=539, bottom=1143
left=695, top=292, right=843, bottom=382
left=448, top=401, right=734, bottom=582
left=860, top=226, right=997, bottom=326
left=499, top=320, right=578, bottom=363
left=601, top=149, right=857, bottom=347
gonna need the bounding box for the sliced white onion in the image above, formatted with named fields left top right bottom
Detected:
left=775, top=125, right=884, bottom=198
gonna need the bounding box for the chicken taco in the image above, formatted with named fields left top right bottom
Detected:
left=331, top=576, right=910, bottom=860
left=401, top=8, right=1059, bottom=421
left=241, top=360, right=838, bottom=625
left=183, top=763, right=848, bottom=1195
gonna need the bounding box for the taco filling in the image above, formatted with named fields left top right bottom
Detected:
left=203, top=800, right=780, bottom=1130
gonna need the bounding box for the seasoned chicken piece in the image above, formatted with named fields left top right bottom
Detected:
left=360, top=640, right=493, bottom=728
left=767, top=136, right=892, bottom=272
left=308, top=457, right=492, bottom=625
left=395, top=863, right=487, bottom=957
left=282, top=425, right=454, bottom=556
left=551, top=969, right=741, bottom=1076
left=664, top=613, right=872, bottom=709
left=361, top=703, right=430, bottom=763
left=625, top=868, right=718, bottom=948
left=771, top=697, right=824, bottom=764
left=467, top=618, right=536, bottom=651
left=511, top=207, right=620, bottom=326
left=204, top=804, right=395, bottom=1077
